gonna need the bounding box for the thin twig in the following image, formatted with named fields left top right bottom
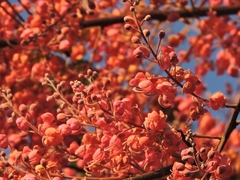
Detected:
left=216, top=98, right=240, bottom=152
left=123, top=164, right=173, bottom=180
left=51, top=0, right=61, bottom=17
left=17, top=0, right=32, bottom=15
left=0, top=4, right=24, bottom=27
left=193, top=134, right=221, bottom=140
left=6, top=0, right=25, bottom=22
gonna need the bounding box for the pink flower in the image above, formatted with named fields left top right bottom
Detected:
left=58, top=124, right=71, bottom=135
left=144, top=110, right=167, bottom=131
left=138, top=80, right=154, bottom=93
left=129, top=72, right=159, bottom=94
left=67, top=141, right=79, bottom=154
left=40, top=112, right=55, bottom=124
left=113, top=98, right=133, bottom=122
left=22, top=174, right=37, bottom=180
left=206, top=149, right=232, bottom=179
left=157, top=46, right=177, bottom=70
left=75, top=145, right=85, bottom=158
left=158, top=91, right=175, bottom=108
left=16, top=117, right=29, bottom=131
left=127, top=135, right=149, bottom=152
left=71, top=44, right=85, bottom=62
left=59, top=39, right=71, bottom=51
left=180, top=148, right=195, bottom=164
left=66, top=118, right=82, bottom=135
left=43, top=128, right=63, bottom=146
left=0, top=134, right=8, bottom=149
left=224, top=0, right=238, bottom=5
left=216, top=50, right=230, bottom=75
left=207, top=92, right=227, bottom=110
left=209, top=0, right=222, bottom=6
left=22, top=146, right=41, bottom=165
left=170, top=161, right=197, bottom=180
left=106, top=135, right=122, bottom=151
left=20, top=28, right=33, bottom=39
left=62, top=167, right=76, bottom=176
left=92, top=148, right=106, bottom=161
left=129, top=72, right=146, bottom=87
left=133, top=46, right=150, bottom=59
left=100, top=134, right=111, bottom=148
left=156, top=81, right=172, bottom=92
left=227, top=65, right=239, bottom=77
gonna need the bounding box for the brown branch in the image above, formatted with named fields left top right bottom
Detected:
left=6, top=0, right=25, bottom=22
left=216, top=98, right=240, bottom=152
left=80, top=5, right=240, bottom=28
left=0, top=4, right=24, bottom=27
left=17, top=0, right=32, bottom=15
left=123, top=164, right=173, bottom=180
left=0, top=39, right=18, bottom=48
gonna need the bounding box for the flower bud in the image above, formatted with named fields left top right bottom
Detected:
left=87, top=69, right=93, bottom=76
left=199, top=147, right=206, bottom=153
left=158, top=30, right=165, bottom=39
left=143, top=29, right=150, bottom=37
left=143, top=15, right=151, bottom=21
left=130, top=6, right=135, bottom=12
left=124, top=24, right=132, bottom=30
left=131, top=36, right=141, bottom=44
left=124, top=16, right=134, bottom=23
left=19, top=104, right=28, bottom=115
left=57, top=113, right=67, bottom=122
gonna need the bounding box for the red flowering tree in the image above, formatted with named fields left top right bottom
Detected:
left=0, top=0, right=240, bottom=179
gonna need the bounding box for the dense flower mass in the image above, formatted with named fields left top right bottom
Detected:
left=0, top=0, right=239, bottom=179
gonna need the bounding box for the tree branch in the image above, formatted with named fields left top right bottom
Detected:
left=216, top=98, right=240, bottom=152
left=80, top=5, right=240, bottom=28
left=0, top=39, right=18, bottom=48
left=123, top=164, right=173, bottom=180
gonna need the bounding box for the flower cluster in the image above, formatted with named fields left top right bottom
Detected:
left=169, top=147, right=232, bottom=180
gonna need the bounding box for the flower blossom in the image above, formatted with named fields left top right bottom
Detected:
left=206, top=149, right=232, bottom=179
left=144, top=110, right=167, bottom=131
left=207, top=92, right=227, bottom=110
left=43, top=128, right=63, bottom=146
left=0, top=134, right=8, bottom=149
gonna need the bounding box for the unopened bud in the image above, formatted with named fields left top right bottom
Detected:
left=143, top=15, right=151, bottom=21
left=29, top=103, right=37, bottom=110
left=143, top=29, right=150, bottom=37
left=96, top=110, right=104, bottom=117
left=19, top=104, right=28, bottom=115
left=57, top=113, right=67, bottom=122
left=106, top=90, right=112, bottom=99
left=40, top=158, right=47, bottom=167
left=199, top=147, right=206, bottom=153
left=124, top=16, right=134, bottom=23
left=124, top=24, right=132, bottom=30
left=130, top=6, right=135, bottom=12
left=207, top=150, right=215, bottom=159
left=158, top=30, right=165, bottom=39
left=131, top=36, right=141, bottom=44
left=87, top=69, right=93, bottom=76
left=176, top=164, right=185, bottom=171
left=87, top=111, right=95, bottom=118
left=22, top=154, right=29, bottom=162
